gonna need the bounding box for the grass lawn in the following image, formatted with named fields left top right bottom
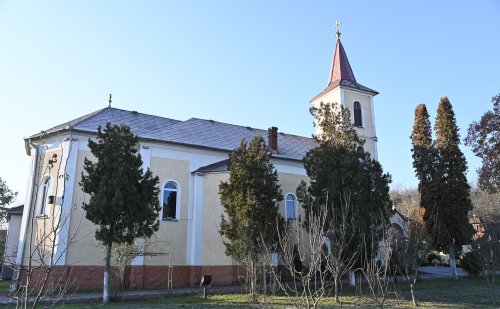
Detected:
left=0, top=280, right=10, bottom=294
left=2, top=277, right=499, bottom=308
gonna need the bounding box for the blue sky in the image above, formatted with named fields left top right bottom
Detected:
left=1, top=1, right=499, bottom=204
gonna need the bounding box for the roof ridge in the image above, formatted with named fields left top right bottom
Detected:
left=39, top=107, right=109, bottom=134
left=187, top=118, right=313, bottom=140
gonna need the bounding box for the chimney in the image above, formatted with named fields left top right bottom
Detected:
left=268, top=127, right=278, bottom=154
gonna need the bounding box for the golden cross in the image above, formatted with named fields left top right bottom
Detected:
left=335, top=20, right=341, bottom=38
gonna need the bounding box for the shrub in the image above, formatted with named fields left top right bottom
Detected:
left=425, top=251, right=440, bottom=265
left=460, top=251, right=483, bottom=277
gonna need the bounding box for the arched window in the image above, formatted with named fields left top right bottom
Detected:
left=357, top=146, right=365, bottom=157
left=353, top=101, right=363, bottom=127
left=285, top=193, right=297, bottom=220
left=37, top=177, right=52, bottom=216
left=162, top=181, right=179, bottom=220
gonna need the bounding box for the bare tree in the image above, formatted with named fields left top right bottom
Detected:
left=390, top=187, right=420, bottom=219
left=270, top=206, right=333, bottom=309
left=359, top=223, right=395, bottom=309
left=390, top=220, right=430, bottom=307
left=110, top=236, right=170, bottom=297
left=324, top=190, right=359, bottom=304
left=470, top=190, right=500, bottom=224
left=10, top=137, right=82, bottom=308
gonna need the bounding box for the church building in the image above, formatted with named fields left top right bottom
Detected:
left=8, top=31, right=389, bottom=289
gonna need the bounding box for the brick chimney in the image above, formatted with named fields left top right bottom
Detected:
left=268, top=127, right=278, bottom=154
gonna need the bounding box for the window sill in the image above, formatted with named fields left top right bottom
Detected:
left=162, top=218, right=179, bottom=222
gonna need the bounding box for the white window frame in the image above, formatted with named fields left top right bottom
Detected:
left=161, top=180, right=180, bottom=221
left=36, top=176, right=52, bottom=217
left=285, top=193, right=297, bottom=220
left=353, top=101, right=364, bottom=128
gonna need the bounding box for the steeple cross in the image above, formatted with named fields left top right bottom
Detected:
left=335, top=20, right=341, bottom=39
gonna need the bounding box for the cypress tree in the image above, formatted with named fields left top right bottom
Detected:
left=298, top=103, right=392, bottom=266
left=429, top=97, right=473, bottom=278
left=80, top=123, right=160, bottom=303
left=219, top=135, right=284, bottom=300
left=410, top=104, right=435, bottom=222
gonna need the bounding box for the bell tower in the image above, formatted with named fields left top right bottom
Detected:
left=310, top=23, right=379, bottom=159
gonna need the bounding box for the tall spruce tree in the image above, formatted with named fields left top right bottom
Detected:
left=410, top=104, right=435, bottom=222
left=428, top=97, right=473, bottom=278
left=297, top=103, right=392, bottom=269
left=80, top=123, right=160, bottom=304
left=219, top=135, right=284, bottom=300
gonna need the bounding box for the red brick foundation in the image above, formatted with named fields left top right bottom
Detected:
left=22, top=265, right=242, bottom=291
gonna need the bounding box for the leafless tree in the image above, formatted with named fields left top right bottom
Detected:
left=390, top=220, right=430, bottom=307
left=324, top=190, right=359, bottom=304
left=9, top=137, right=82, bottom=308
left=390, top=187, right=420, bottom=220
left=359, top=216, right=397, bottom=309
left=110, top=236, right=170, bottom=297
left=269, top=206, right=333, bottom=309
left=470, top=190, right=500, bottom=223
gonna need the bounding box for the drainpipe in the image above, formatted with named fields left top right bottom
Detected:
left=12, top=140, right=40, bottom=290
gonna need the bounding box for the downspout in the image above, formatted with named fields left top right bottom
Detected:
left=14, top=140, right=40, bottom=284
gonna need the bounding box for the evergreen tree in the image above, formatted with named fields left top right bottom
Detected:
left=465, top=94, right=500, bottom=193
left=298, top=103, right=392, bottom=267
left=80, top=123, right=160, bottom=304
left=410, top=104, right=436, bottom=222
left=219, top=135, right=284, bottom=300
left=427, top=97, right=473, bottom=278
left=0, top=177, right=17, bottom=223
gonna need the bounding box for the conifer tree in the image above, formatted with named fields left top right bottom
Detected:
left=80, top=123, right=160, bottom=304
left=427, top=97, right=473, bottom=278
left=219, top=135, right=284, bottom=300
left=0, top=177, right=17, bottom=223
left=410, top=104, right=435, bottom=222
left=297, top=103, right=392, bottom=269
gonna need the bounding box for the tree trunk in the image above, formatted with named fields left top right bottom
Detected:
left=349, top=270, right=356, bottom=287
left=334, top=276, right=340, bottom=303
left=449, top=243, right=458, bottom=280
left=410, top=282, right=418, bottom=307
left=103, top=242, right=112, bottom=304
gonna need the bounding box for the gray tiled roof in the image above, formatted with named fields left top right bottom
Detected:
left=7, top=205, right=24, bottom=215
left=31, top=108, right=181, bottom=138
left=193, top=159, right=229, bottom=174
left=30, top=107, right=317, bottom=161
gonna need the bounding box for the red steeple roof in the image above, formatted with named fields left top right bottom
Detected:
left=328, top=38, right=356, bottom=86
left=310, top=33, right=378, bottom=102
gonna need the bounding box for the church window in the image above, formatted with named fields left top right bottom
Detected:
left=37, top=176, right=52, bottom=217
left=285, top=193, right=297, bottom=220
left=162, top=181, right=180, bottom=220
left=357, top=146, right=365, bottom=157
left=353, top=101, right=363, bottom=127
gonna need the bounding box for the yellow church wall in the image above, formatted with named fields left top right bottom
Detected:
left=21, top=148, right=63, bottom=266
left=145, top=156, right=190, bottom=266
left=199, top=170, right=308, bottom=266
left=277, top=171, right=307, bottom=219
left=311, top=87, right=341, bottom=108
left=200, top=172, right=234, bottom=266
left=65, top=149, right=105, bottom=266
left=343, top=89, right=377, bottom=157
